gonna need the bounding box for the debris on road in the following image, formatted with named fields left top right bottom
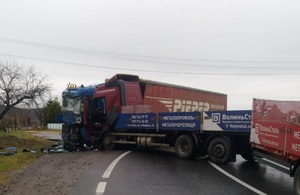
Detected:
left=41, top=142, right=70, bottom=154
left=0, top=141, right=99, bottom=157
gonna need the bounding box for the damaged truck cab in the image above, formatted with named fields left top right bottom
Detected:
left=83, top=75, right=143, bottom=148
left=82, top=74, right=252, bottom=164
left=61, top=83, right=100, bottom=149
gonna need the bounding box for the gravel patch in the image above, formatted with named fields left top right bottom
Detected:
left=0, top=150, right=103, bottom=195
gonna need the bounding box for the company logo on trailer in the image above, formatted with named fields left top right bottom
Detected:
left=212, top=113, right=221, bottom=123
left=254, top=123, right=280, bottom=135
left=145, top=96, right=211, bottom=112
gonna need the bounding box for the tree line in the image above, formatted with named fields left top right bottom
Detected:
left=0, top=60, right=62, bottom=130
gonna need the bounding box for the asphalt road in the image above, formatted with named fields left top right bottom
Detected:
left=34, top=132, right=294, bottom=195
left=219, top=156, right=294, bottom=195
left=69, top=149, right=294, bottom=195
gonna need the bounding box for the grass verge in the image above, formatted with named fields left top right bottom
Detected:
left=0, top=130, right=55, bottom=187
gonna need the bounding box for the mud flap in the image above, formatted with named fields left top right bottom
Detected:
left=229, top=151, right=236, bottom=162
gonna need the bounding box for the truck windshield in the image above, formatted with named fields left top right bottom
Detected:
left=62, top=96, right=81, bottom=114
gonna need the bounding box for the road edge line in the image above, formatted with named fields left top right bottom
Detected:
left=208, top=160, right=267, bottom=195
left=102, top=151, right=131, bottom=179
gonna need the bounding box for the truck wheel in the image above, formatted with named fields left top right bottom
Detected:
left=101, top=132, right=115, bottom=150
left=208, top=137, right=231, bottom=164
left=294, top=167, right=300, bottom=195
left=175, top=134, right=195, bottom=159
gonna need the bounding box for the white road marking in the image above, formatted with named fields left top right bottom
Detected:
left=95, top=182, right=107, bottom=195
left=208, top=160, right=267, bottom=195
left=102, top=151, right=131, bottom=179
left=96, top=151, right=131, bottom=195
left=261, top=157, right=289, bottom=171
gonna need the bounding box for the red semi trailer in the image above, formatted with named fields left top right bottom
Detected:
left=82, top=74, right=251, bottom=164
left=92, top=74, right=227, bottom=115
left=140, top=79, right=227, bottom=113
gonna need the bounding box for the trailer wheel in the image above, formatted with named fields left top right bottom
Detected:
left=294, top=167, right=300, bottom=195
left=175, top=134, right=195, bottom=159
left=101, top=132, right=115, bottom=150
left=208, top=137, right=231, bottom=164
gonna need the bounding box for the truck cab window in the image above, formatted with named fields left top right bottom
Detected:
left=96, top=98, right=106, bottom=114
left=62, top=96, right=81, bottom=115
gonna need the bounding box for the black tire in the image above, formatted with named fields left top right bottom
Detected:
left=208, top=137, right=231, bottom=164
left=294, top=167, right=300, bottom=195
left=174, top=134, right=195, bottom=159
left=101, top=132, right=115, bottom=150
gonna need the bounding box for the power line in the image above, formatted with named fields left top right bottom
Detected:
left=1, top=37, right=300, bottom=69
left=1, top=53, right=300, bottom=76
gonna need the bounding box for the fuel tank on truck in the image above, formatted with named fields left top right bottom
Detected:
left=139, top=80, right=227, bottom=113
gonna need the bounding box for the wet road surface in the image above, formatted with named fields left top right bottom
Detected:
left=69, top=148, right=294, bottom=195
left=33, top=132, right=294, bottom=194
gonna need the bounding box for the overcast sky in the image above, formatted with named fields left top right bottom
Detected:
left=0, top=0, right=299, bottom=110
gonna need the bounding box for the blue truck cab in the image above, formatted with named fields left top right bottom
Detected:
left=61, top=83, right=100, bottom=148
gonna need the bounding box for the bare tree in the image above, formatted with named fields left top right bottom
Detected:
left=0, top=60, right=52, bottom=120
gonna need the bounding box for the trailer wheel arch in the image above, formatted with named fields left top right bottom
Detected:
left=191, top=133, right=200, bottom=152
left=207, top=135, right=231, bottom=164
